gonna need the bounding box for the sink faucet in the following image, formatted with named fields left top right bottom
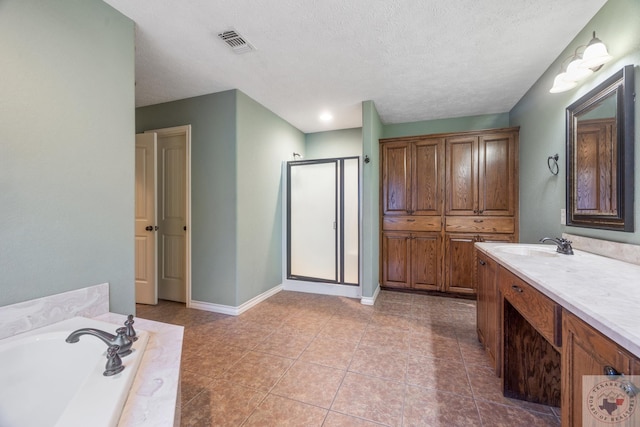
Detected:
left=66, top=327, right=133, bottom=357
left=539, top=237, right=574, bottom=255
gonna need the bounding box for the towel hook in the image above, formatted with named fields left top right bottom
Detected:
left=547, top=154, right=559, bottom=175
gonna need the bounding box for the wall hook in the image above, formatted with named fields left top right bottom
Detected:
left=547, top=154, right=559, bottom=175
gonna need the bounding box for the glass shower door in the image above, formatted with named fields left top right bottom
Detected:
left=288, top=160, right=338, bottom=281
left=287, top=157, right=360, bottom=285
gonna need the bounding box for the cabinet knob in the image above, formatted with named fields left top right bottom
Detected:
left=479, top=260, right=486, bottom=266
left=511, top=285, right=523, bottom=293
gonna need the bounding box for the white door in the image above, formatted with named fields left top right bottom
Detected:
left=157, top=132, right=187, bottom=302
left=135, top=133, right=158, bottom=305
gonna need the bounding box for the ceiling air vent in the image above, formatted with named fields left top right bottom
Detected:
left=217, top=29, right=255, bottom=54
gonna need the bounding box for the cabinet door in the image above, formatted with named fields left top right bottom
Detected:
left=479, top=133, right=517, bottom=216
left=381, top=142, right=411, bottom=216
left=562, top=310, right=639, bottom=427
left=445, top=136, right=478, bottom=215
left=445, top=233, right=513, bottom=295
left=381, top=231, right=410, bottom=288
left=412, top=138, right=444, bottom=216
left=476, top=251, right=499, bottom=374
left=444, top=233, right=476, bottom=294
left=411, top=232, right=441, bottom=291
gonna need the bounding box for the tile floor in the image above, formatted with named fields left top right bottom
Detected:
left=136, top=290, right=561, bottom=426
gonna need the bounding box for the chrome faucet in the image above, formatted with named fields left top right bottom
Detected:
left=539, top=237, right=574, bottom=255
left=66, top=327, right=133, bottom=357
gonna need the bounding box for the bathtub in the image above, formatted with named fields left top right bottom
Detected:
left=0, top=317, right=149, bottom=427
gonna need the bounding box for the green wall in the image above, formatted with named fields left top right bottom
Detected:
left=136, top=90, right=305, bottom=307
left=511, top=0, right=640, bottom=244
left=136, top=91, right=238, bottom=306
left=383, top=113, right=510, bottom=139
left=305, top=128, right=363, bottom=159
left=361, top=101, right=383, bottom=299
left=236, top=91, right=305, bottom=305
left=0, top=0, right=135, bottom=313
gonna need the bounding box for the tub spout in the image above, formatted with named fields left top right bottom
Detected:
left=66, top=327, right=133, bottom=357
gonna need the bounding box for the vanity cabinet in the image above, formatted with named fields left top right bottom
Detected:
left=380, top=127, right=518, bottom=296
left=476, top=250, right=499, bottom=373
left=499, top=266, right=562, bottom=407
left=562, top=310, right=640, bottom=427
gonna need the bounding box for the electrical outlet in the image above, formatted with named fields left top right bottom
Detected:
left=560, top=208, right=566, bottom=225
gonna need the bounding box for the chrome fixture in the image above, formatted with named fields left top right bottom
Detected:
left=104, top=345, right=125, bottom=376
left=550, top=31, right=612, bottom=93
left=604, top=365, right=640, bottom=397
left=539, top=237, right=574, bottom=255
left=124, top=314, right=138, bottom=342
left=66, top=326, right=133, bottom=357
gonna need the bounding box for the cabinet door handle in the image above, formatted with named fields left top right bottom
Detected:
left=479, top=260, right=486, bottom=266
left=604, top=366, right=640, bottom=396
left=407, top=219, right=415, bottom=222
left=604, top=366, right=620, bottom=376
left=511, top=285, right=523, bottom=293
left=474, top=219, right=484, bottom=223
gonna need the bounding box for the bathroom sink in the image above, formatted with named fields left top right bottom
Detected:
left=493, top=245, right=559, bottom=257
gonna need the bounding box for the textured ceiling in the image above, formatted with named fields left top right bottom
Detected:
left=102, top=0, right=607, bottom=133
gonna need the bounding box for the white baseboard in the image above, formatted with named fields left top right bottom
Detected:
left=282, top=280, right=361, bottom=298
left=360, top=284, right=380, bottom=306
left=189, top=285, right=283, bottom=316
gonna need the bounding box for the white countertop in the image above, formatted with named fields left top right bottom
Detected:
left=476, top=242, right=640, bottom=358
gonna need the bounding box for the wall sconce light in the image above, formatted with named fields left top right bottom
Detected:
left=550, top=31, right=612, bottom=93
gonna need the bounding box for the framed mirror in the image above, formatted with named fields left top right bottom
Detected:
left=566, top=65, right=635, bottom=231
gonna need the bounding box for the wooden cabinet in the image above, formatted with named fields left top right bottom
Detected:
left=381, top=231, right=441, bottom=291
left=381, top=138, right=444, bottom=216
left=476, top=250, right=499, bottom=373
left=444, top=233, right=513, bottom=295
left=445, top=132, right=517, bottom=216
left=499, top=267, right=562, bottom=407
left=380, top=127, right=518, bottom=296
left=477, top=249, right=640, bottom=425
left=562, top=310, right=640, bottom=426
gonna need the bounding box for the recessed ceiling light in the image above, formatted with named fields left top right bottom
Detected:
left=319, top=112, right=333, bottom=122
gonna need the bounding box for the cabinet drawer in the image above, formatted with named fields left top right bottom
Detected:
left=445, top=216, right=514, bottom=233
left=499, top=267, right=561, bottom=347
left=382, top=216, right=441, bottom=232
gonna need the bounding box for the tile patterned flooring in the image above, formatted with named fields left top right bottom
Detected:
left=136, top=290, right=561, bottom=426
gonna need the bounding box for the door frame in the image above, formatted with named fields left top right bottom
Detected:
left=144, top=125, right=192, bottom=307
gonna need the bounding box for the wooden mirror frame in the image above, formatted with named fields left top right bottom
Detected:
left=566, top=65, right=635, bottom=231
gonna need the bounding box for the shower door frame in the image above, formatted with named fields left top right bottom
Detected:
left=286, top=156, right=360, bottom=286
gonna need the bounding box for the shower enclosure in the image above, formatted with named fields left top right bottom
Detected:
left=286, top=157, right=360, bottom=286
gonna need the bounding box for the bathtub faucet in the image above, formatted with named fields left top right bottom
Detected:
left=66, top=327, right=133, bottom=357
